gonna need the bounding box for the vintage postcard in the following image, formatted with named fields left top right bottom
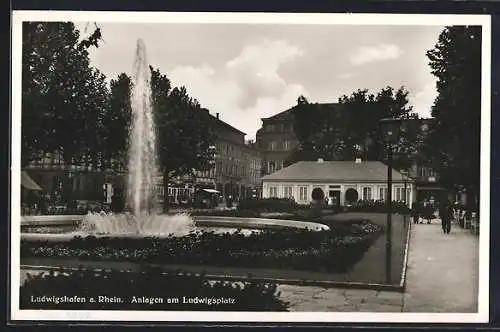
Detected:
left=10, top=11, right=491, bottom=323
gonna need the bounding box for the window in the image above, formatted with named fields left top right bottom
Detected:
left=267, top=124, right=275, bottom=132
left=284, top=186, right=293, bottom=199
left=362, top=187, right=372, bottom=200
left=269, top=141, right=277, bottom=150
left=396, top=188, right=404, bottom=201
left=269, top=186, right=278, bottom=197
left=299, top=186, right=308, bottom=201
left=379, top=187, right=387, bottom=201
left=268, top=161, right=276, bottom=174
left=283, top=141, right=291, bottom=151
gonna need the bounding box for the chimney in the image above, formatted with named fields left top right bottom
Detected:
left=317, top=158, right=324, bottom=163
left=355, top=158, right=362, bottom=164
left=216, top=113, right=220, bottom=119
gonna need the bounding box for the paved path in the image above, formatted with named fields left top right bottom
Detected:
left=278, top=220, right=479, bottom=312
left=402, top=220, right=479, bottom=312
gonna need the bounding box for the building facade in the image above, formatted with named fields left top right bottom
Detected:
left=255, top=107, right=299, bottom=175
left=166, top=111, right=262, bottom=203
left=23, top=150, right=109, bottom=202
left=262, top=159, right=414, bottom=206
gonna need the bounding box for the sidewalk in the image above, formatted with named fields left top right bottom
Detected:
left=402, top=220, right=479, bottom=312
left=279, top=219, right=479, bottom=312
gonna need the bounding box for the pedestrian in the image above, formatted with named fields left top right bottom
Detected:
left=411, top=203, right=420, bottom=224
left=439, top=201, right=453, bottom=234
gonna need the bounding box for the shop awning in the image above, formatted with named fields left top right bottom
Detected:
left=202, top=189, right=220, bottom=194
left=21, top=171, right=42, bottom=191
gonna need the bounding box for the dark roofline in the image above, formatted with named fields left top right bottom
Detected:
left=261, top=102, right=341, bottom=121
left=200, top=108, right=246, bottom=135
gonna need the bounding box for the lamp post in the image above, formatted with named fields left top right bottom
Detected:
left=379, top=117, right=402, bottom=285
left=400, top=169, right=409, bottom=206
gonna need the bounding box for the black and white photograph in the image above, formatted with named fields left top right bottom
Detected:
left=10, top=11, right=491, bottom=323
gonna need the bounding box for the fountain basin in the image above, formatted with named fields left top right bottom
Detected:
left=20, top=214, right=330, bottom=242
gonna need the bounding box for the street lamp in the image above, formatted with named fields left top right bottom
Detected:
left=379, top=117, right=402, bottom=285
left=400, top=169, right=409, bottom=206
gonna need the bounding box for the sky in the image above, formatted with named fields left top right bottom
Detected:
left=75, top=22, right=445, bottom=140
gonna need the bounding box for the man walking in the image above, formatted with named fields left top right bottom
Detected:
left=439, top=201, right=453, bottom=234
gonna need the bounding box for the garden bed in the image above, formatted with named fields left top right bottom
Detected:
left=21, top=219, right=383, bottom=274
left=20, top=268, right=289, bottom=311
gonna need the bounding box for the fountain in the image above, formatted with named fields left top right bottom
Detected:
left=20, top=39, right=329, bottom=239
left=127, top=38, right=158, bottom=218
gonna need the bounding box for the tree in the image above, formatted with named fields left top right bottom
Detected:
left=287, top=99, right=345, bottom=165
left=22, top=22, right=107, bottom=202
left=338, top=86, right=417, bottom=165
left=103, top=73, right=133, bottom=171
left=22, top=22, right=106, bottom=168
left=288, top=86, right=418, bottom=167
left=424, top=26, right=481, bottom=205
left=150, top=67, right=216, bottom=212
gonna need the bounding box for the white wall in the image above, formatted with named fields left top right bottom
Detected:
left=262, top=181, right=415, bottom=206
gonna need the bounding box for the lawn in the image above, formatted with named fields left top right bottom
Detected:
left=318, top=212, right=410, bottom=285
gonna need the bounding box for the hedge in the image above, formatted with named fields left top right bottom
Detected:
left=345, top=200, right=410, bottom=215
left=237, top=198, right=298, bottom=212
left=20, top=268, right=289, bottom=311
left=21, top=220, right=383, bottom=274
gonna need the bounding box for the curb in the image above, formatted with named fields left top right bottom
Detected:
left=21, top=263, right=404, bottom=292
left=399, top=220, right=412, bottom=291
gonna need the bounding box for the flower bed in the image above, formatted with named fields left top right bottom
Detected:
left=20, top=268, right=289, bottom=311
left=21, top=220, right=383, bottom=274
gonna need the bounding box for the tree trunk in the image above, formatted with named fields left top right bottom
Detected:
left=162, top=170, right=170, bottom=213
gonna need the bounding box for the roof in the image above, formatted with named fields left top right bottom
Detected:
left=261, top=103, right=342, bottom=121
left=262, top=161, right=409, bottom=183
left=201, top=108, right=246, bottom=135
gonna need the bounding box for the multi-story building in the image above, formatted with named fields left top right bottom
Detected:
left=209, top=111, right=262, bottom=199
left=167, top=110, right=262, bottom=203
left=256, top=103, right=342, bottom=175
left=255, top=106, right=300, bottom=175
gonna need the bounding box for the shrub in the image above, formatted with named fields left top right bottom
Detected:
left=20, top=268, right=289, bottom=311
left=345, top=200, right=410, bottom=215
left=190, top=209, right=260, bottom=218
left=237, top=198, right=298, bottom=212
left=21, top=220, right=383, bottom=274
left=311, top=188, right=325, bottom=201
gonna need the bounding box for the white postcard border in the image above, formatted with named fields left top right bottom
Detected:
left=10, top=11, right=492, bottom=323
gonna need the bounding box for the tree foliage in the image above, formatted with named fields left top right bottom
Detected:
left=288, top=86, right=418, bottom=170
left=103, top=73, right=132, bottom=170
left=21, top=22, right=107, bottom=168
left=423, top=26, right=481, bottom=200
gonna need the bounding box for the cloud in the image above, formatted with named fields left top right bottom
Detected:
left=168, top=38, right=306, bottom=139
left=411, top=82, right=437, bottom=118
left=169, top=64, right=242, bottom=110
left=225, top=39, right=304, bottom=108
left=350, top=44, right=403, bottom=66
